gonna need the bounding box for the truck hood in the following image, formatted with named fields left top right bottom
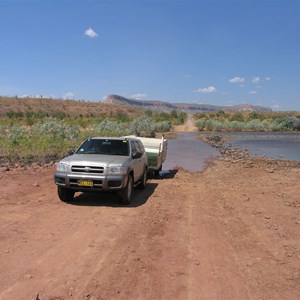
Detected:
left=60, top=154, right=129, bottom=166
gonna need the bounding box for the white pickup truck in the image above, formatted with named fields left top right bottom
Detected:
left=54, top=135, right=168, bottom=205
left=54, top=137, right=148, bottom=204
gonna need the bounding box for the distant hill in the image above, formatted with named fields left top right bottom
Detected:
left=105, top=94, right=272, bottom=112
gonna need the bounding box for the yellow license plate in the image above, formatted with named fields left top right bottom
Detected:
left=78, top=179, right=93, bottom=187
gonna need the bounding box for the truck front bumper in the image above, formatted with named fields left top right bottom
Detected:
left=54, top=172, right=128, bottom=192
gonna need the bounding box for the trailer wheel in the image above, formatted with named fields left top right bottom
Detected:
left=154, top=165, right=162, bottom=178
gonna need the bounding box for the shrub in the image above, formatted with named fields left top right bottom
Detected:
left=129, top=116, right=155, bottom=137
left=226, top=121, right=244, bottom=131
left=34, top=118, right=80, bottom=140
left=196, top=119, right=206, bottom=131
left=244, top=119, right=267, bottom=131
left=152, top=121, right=171, bottom=133
left=271, top=116, right=300, bottom=131
left=229, top=112, right=244, bottom=122
left=204, top=119, right=223, bottom=131
left=176, top=111, right=187, bottom=124
left=92, top=120, right=129, bottom=137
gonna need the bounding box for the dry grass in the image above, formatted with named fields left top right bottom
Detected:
left=0, top=96, right=142, bottom=118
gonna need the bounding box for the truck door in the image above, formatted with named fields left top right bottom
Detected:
left=130, top=140, right=142, bottom=182
left=134, top=140, right=145, bottom=178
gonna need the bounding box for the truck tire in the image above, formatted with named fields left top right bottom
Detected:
left=118, top=175, right=133, bottom=205
left=138, top=168, right=147, bottom=190
left=58, top=186, right=75, bottom=202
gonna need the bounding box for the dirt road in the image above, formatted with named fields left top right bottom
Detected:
left=0, top=156, right=299, bottom=300
left=173, top=114, right=197, bottom=132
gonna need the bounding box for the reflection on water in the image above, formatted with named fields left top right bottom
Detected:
left=163, top=132, right=220, bottom=173
left=224, top=132, right=300, bottom=160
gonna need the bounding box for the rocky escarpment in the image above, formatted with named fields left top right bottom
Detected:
left=105, top=94, right=272, bottom=113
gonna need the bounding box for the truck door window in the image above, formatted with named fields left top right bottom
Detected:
left=134, top=141, right=143, bottom=154
left=130, top=141, right=137, bottom=156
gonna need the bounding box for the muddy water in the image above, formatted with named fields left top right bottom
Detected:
left=162, top=132, right=220, bottom=173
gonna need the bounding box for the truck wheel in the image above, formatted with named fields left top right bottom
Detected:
left=119, top=175, right=133, bottom=205
left=58, top=186, right=74, bottom=202
left=138, top=168, right=147, bottom=190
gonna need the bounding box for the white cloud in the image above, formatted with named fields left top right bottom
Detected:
left=265, top=77, right=271, bottom=81
left=249, top=91, right=257, bottom=94
left=195, top=86, right=217, bottom=94
left=252, top=77, right=261, bottom=84
left=63, top=92, right=74, bottom=99
left=229, top=77, right=245, bottom=83
left=130, top=93, right=147, bottom=99
left=85, top=27, right=98, bottom=38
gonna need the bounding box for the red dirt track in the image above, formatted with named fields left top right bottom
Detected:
left=0, top=158, right=300, bottom=299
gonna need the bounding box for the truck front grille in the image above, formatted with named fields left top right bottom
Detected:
left=71, top=165, right=104, bottom=174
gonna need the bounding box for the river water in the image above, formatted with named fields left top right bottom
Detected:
left=162, top=131, right=300, bottom=174
left=163, top=132, right=220, bottom=173
left=223, top=132, right=300, bottom=160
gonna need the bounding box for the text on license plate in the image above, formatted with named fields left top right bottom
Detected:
left=78, top=179, right=93, bottom=187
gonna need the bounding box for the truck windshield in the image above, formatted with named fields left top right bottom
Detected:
left=76, top=139, right=129, bottom=156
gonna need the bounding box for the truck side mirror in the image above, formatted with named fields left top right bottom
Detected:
left=68, top=149, right=75, bottom=156
left=132, top=152, right=142, bottom=159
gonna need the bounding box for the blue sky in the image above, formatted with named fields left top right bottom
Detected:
left=0, top=0, right=299, bottom=111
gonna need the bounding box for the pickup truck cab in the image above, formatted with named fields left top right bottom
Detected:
left=54, top=137, right=148, bottom=204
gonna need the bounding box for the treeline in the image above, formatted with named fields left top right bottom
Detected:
left=194, top=111, right=300, bottom=132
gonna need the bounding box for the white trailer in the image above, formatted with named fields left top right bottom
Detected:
left=135, top=136, right=168, bottom=177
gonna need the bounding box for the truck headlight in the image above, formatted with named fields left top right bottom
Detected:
left=107, top=165, right=127, bottom=175
left=56, top=162, right=70, bottom=172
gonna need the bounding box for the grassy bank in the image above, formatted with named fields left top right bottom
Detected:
left=194, top=111, right=300, bottom=132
